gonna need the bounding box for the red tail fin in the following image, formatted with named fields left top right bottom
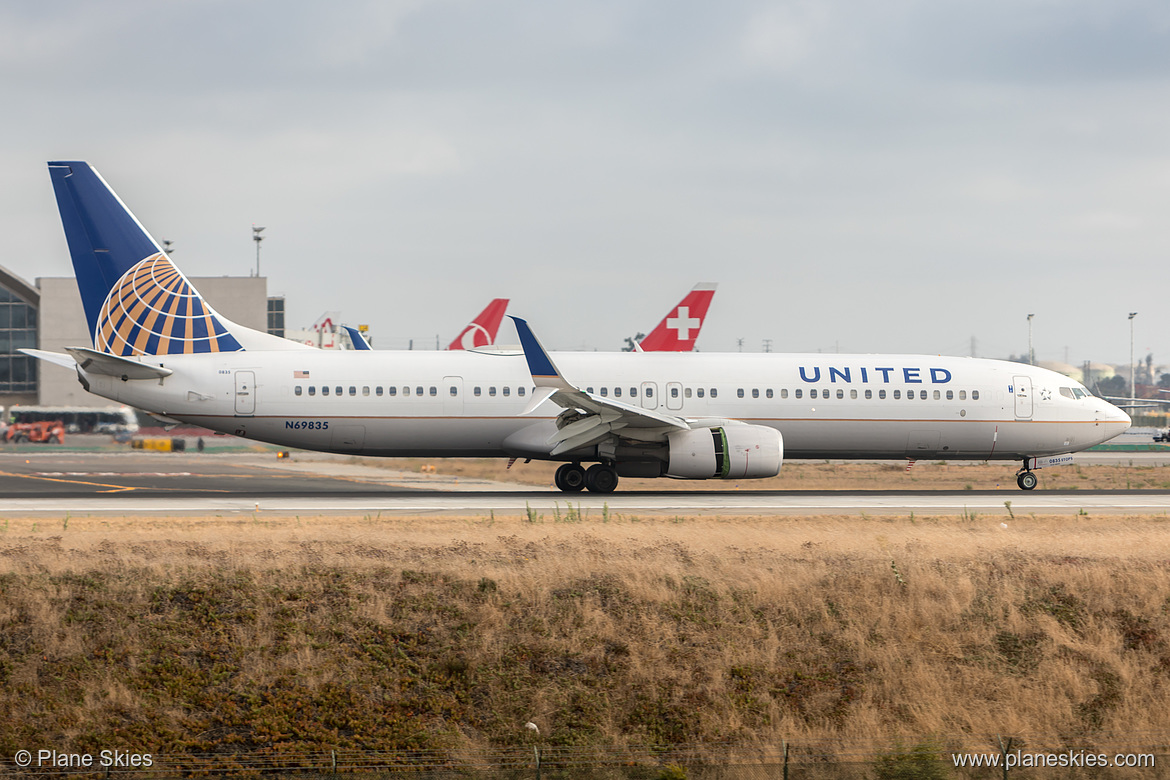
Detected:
left=638, top=284, right=716, bottom=351
left=447, top=298, right=510, bottom=350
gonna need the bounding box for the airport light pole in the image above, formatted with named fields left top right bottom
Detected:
left=1027, top=314, right=1034, bottom=365
left=1129, top=312, right=1138, bottom=397
left=252, top=225, right=265, bottom=277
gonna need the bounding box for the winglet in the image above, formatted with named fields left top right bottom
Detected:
left=509, top=316, right=572, bottom=390
left=341, top=325, right=372, bottom=351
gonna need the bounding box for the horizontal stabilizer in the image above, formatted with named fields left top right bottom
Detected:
left=63, top=347, right=173, bottom=379
left=18, top=348, right=79, bottom=371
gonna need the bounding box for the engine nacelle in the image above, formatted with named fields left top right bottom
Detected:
left=665, top=425, right=783, bottom=479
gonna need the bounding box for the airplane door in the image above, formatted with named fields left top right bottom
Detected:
left=443, top=376, right=464, bottom=416
left=1013, top=376, right=1033, bottom=419
left=234, top=371, right=255, bottom=416
left=640, top=381, right=658, bottom=410
left=666, top=381, right=683, bottom=410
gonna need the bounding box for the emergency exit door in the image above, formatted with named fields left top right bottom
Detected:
left=235, top=371, right=255, bottom=415
left=1013, top=375, right=1032, bottom=419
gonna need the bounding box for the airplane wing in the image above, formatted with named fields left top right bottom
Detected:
left=509, top=316, right=690, bottom=456
left=638, top=283, right=716, bottom=352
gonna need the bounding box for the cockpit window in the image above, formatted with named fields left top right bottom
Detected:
left=1062, top=387, right=1090, bottom=399
left=1060, top=387, right=1075, bottom=399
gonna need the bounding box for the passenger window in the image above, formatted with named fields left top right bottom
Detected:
left=697, top=388, right=705, bottom=398
left=864, top=389, right=872, bottom=399
left=450, top=386, right=458, bottom=396
left=780, top=389, right=788, bottom=399
left=503, top=386, right=510, bottom=397
left=893, top=389, right=901, bottom=399
left=933, top=390, right=940, bottom=400
left=671, top=387, right=679, bottom=398
left=474, top=387, right=482, bottom=396
left=347, top=386, right=355, bottom=396
left=810, top=389, right=818, bottom=399
left=586, top=387, right=593, bottom=394
left=946, top=390, right=953, bottom=400
left=879, top=389, right=886, bottom=399
left=295, top=386, right=303, bottom=396
left=429, top=386, right=437, bottom=396
left=766, top=389, right=773, bottom=399
left=363, top=387, right=370, bottom=396
left=415, top=386, right=423, bottom=396
left=795, top=389, right=803, bottom=399
left=333, top=386, right=341, bottom=396
left=751, top=388, right=758, bottom=399
left=519, top=387, right=526, bottom=396
left=600, top=387, right=608, bottom=397
left=837, top=389, right=844, bottom=399
left=647, top=387, right=654, bottom=397
left=709, top=388, right=715, bottom=398
left=323, top=386, right=330, bottom=396
left=404, top=386, right=411, bottom=396
left=389, top=386, right=397, bottom=396
left=972, top=390, right=980, bottom=400
left=959, top=390, right=966, bottom=400
left=376, top=386, right=383, bottom=397
left=685, top=388, right=693, bottom=398
left=308, top=386, right=316, bottom=396
left=489, top=387, right=497, bottom=396
left=850, top=389, right=857, bottom=399
left=631, top=387, right=637, bottom=397
left=614, top=387, right=622, bottom=398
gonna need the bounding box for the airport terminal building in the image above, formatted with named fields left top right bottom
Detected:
left=0, top=262, right=280, bottom=410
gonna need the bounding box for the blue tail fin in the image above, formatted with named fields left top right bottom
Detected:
left=48, top=161, right=243, bottom=356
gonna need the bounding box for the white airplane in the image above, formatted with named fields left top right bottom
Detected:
left=25, top=162, right=1131, bottom=493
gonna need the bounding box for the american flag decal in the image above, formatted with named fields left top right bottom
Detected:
left=294, top=370, right=310, bottom=379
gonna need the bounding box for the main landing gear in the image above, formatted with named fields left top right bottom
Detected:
left=1015, top=463, right=1038, bottom=491
left=554, top=463, right=619, bottom=494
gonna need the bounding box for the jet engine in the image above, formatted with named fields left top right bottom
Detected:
left=665, top=425, right=782, bottom=479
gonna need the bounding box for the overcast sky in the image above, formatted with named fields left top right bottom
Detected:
left=3, top=0, right=1169, bottom=364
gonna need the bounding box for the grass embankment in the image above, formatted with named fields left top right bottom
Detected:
left=2, top=513, right=1169, bottom=757
left=359, top=456, right=1170, bottom=491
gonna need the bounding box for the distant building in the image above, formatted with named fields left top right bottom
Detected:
left=0, top=266, right=39, bottom=407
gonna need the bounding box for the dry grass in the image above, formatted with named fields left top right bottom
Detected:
left=357, top=456, right=1170, bottom=491
left=2, top=512, right=1169, bottom=757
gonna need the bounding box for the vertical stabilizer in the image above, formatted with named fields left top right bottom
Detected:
left=46, top=161, right=258, bottom=356
left=448, top=298, right=510, bottom=350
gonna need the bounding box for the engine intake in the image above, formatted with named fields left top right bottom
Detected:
left=665, top=425, right=782, bottom=479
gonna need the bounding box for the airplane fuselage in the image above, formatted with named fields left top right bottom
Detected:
left=80, top=349, right=1130, bottom=462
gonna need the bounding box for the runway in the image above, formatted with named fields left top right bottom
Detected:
left=2, top=450, right=1169, bottom=515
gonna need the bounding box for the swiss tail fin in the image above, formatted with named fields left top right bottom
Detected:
left=47, top=162, right=303, bottom=356
left=447, top=298, right=509, bottom=350
left=638, top=283, right=717, bottom=351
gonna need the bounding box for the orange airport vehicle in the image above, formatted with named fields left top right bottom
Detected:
left=4, top=420, right=65, bottom=444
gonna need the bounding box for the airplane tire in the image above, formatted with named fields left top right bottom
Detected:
left=585, top=464, right=619, bottom=494
left=555, top=463, right=586, bottom=492
left=1017, top=472, right=1037, bottom=490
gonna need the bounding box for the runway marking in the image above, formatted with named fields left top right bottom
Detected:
left=0, top=470, right=231, bottom=495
